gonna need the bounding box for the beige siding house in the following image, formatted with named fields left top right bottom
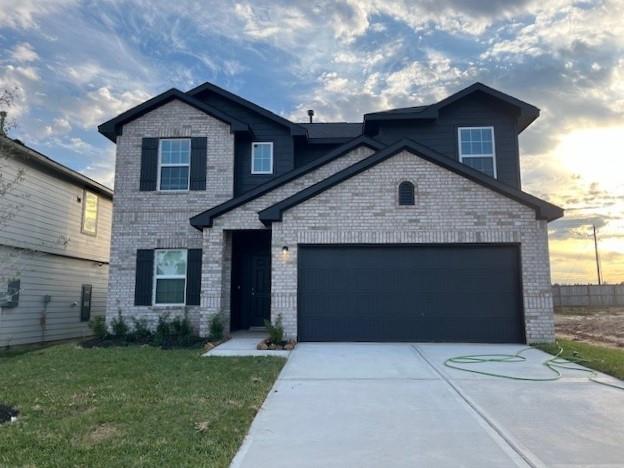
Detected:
left=0, top=136, right=113, bottom=347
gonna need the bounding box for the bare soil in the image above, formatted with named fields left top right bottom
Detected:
left=554, top=306, right=624, bottom=348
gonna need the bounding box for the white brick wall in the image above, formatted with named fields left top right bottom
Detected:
left=269, top=150, right=554, bottom=343
left=106, top=99, right=234, bottom=330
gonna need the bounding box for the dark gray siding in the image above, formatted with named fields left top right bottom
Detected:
left=373, top=93, right=521, bottom=188
left=294, top=143, right=343, bottom=168
left=194, top=91, right=294, bottom=196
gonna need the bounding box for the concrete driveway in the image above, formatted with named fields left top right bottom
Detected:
left=231, top=343, right=624, bottom=468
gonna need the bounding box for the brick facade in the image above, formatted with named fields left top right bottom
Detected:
left=269, top=150, right=554, bottom=343
left=106, top=99, right=234, bottom=330
left=108, top=101, right=554, bottom=343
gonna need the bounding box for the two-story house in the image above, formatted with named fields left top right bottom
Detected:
left=0, top=136, right=112, bottom=347
left=98, top=82, right=562, bottom=344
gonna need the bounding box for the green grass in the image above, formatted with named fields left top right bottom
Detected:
left=0, top=344, right=285, bottom=467
left=535, top=338, right=624, bottom=380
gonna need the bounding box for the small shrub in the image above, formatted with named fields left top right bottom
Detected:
left=152, top=314, right=171, bottom=347
left=129, top=317, right=152, bottom=343
left=170, top=316, right=193, bottom=346
left=208, top=314, right=225, bottom=341
left=110, top=310, right=129, bottom=338
left=264, top=314, right=284, bottom=344
left=88, top=316, right=107, bottom=339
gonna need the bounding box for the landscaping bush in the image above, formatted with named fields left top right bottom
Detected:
left=208, top=314, right=225, bottom=341
left=129, top=317, right=153, bottom=343
left=264, top=314, right=284, bottom=345
left=110, top=311, right=129, bottom=338
left=88, top=316, right=107, bottom=339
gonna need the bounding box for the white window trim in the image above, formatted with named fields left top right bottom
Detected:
left=457, top=126, right=497, bottom=178
left=80, top=189, right=98, bottom=236
left=157, top=138, right=191, bottom=192
left=153, top=249, right=188, bottom=306
left=251, top=141, right=274, bottom=174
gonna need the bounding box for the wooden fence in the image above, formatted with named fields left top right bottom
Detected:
left=552, top=284, right=624, bottom=307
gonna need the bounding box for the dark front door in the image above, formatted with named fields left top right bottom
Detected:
left=231, top=230, right=272, bottom=330
left=298, top=244, right=524, bottom=343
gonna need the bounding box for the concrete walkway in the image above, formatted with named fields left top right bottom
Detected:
left=231, top=343, right=624, bottom=468
left=203, top=331, right=290, bottom=357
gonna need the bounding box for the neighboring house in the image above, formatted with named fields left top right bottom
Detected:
left=98, top=81, right=563, bottom=344
left=0, top=136, right=112, bottom=347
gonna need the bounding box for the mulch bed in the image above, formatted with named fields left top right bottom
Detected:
left=80, top=335, right=207, bottom=350
left=256, top=339, right=296, bottom=351
left=0, top=404, right=19, bottom=424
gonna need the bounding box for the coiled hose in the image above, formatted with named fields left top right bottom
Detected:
left=444, top=345, right=624, bottom=391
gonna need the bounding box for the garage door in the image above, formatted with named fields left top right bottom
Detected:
left=298, top=245, right=524, bottom=343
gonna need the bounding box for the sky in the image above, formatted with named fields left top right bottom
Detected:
left=0, top=0, right=623, bottom=284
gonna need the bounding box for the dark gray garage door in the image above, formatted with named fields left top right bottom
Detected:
left=298, top=245, right=524, bottom=343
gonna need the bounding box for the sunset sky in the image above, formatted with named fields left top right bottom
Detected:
left=1, top=0, right=622, bottom=284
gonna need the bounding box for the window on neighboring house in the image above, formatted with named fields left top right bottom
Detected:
left=81, top=190, right=98, bottom=235
left=398, top=181, right=415, bottom=206
left=159, top=139, right=191, bottom=190
left=153, top=249, right=187, bottom=305
left=251, top=142, right=273, bottom=174
left=458, top=127, right=496, bottom=178
left=80, top=284, right=92, bottom=322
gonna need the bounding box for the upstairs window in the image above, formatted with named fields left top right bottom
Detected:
left=398, top=181, right=415, bottom=206
left=159, top=139, right=190, bottom=190
left=251, top=142, right=273, bottom=174
left=81, top=190, right=98, bottom=235
left=153, top=249, right=187, bottom=305
left=458, top=127, right=496, bottom=178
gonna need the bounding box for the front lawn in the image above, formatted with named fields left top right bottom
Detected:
left=0, top=344, right=285, bottom=467
left=535, top=338, right=624, bottom=380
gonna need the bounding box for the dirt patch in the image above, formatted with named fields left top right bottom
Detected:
left=84, top=423, right=121, bottom=444
left=0, top=404, right=19, bottom=424
left=555, top=307, right=624, bottom=348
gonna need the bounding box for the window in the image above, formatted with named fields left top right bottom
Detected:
left=159, top=139, right=191, bottom=190
left=81, top=191, right=98, bottom=235
left=80, top=284, right=92, bottom=322
left=458, top=127, right=496, bottom=177
left=251, top=142, right=273, bottom=174
left=398, top=181, right=415, bottom=206
left=153, top=249, right=187, bottom=305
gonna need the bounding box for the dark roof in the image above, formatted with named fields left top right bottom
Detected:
left=190, top=135, right=384, bottom=229
left=1, top=136, right=113, bottom=198
left=98, top=88, right=250, bottom=142
left=187, top=81, right=306, bottom=136
left=300, top=123, right=362, bottom=141
left=258, top=139, right=563, bottom=225
left=364, top=82, right=540, bottom=132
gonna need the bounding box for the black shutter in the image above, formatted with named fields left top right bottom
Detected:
left=186, top=249, right=202, bottom=305
left=134, top=250, right=154, bottom=306
left=398, top=181, right=415, bottom=206
left=80, top=284, right=92, bottom=322
left=140, top=138, right=159, bottom=191
left=190, top=137, right=207, bottom=190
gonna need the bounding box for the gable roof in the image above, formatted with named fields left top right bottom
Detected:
left=98, top=88, right=250, bottom=142
left=187, top=81, right=307, bottom=136
left=189, top=135, right=384, bottom=229
left=364, top=82, right=540, bottom=133
left=1, top=136, right=113, bottom=198
left=258, top=139, right=563, bottom=225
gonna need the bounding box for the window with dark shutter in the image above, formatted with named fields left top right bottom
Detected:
left=190, top=138, right=207, bottom=190
left=3, top=279, right=20, bottom=308
left=80, top=284, right=92, bottom=322
left=398, top=181, right=415, bottom=206
left=140, top=138, right=159, bottom=191
left=186, top=249, right=202, bottom=305
left=134, top=249, right=154, bottom=306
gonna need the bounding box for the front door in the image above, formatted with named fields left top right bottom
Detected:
left=231, top=230, right=272, bottom=330
left=250, top=254, right=271, bottom=327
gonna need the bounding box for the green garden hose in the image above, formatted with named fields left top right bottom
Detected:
left=444, top=345, right=624, bottom=391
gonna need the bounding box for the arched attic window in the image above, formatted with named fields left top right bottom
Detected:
left=398, top=181, right=415, bottom=206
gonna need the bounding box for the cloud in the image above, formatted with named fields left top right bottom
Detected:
left=11, top=43, right=39, bottom=62
left=0, top=0, right=76, bottom=29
